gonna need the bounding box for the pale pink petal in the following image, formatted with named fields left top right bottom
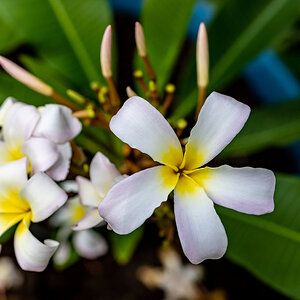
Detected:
left=53, top=241, right=71, bottom=266
left=20, top=172, right=67, bottom=222
left=46, top=142, right=72, bottom=181
left=22, top=137, right=59, bottom=174
left=190, top=165, right=275, bottom=214
left=14, top=218, right=59, bottom=272
left=34, top=104, right=82, bottom=144
left=110, top=97, right=183, bottom=168
left=73, top=208, right=103, bottom=231
left=99, top=166, right=178, bottom=234
left=174, top=175, right=227, bottom=264
left=3, top=102, right=40, bottom=152
left=73, top=230, right=108, bottom=259
left=90, top=152, right=121, bottom=197
left=184, top=92, right=250, bottom=169
left=76, top=176, right=100, bottom=207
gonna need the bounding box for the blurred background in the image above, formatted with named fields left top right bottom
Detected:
left=0, top=0, right=300, bottom=299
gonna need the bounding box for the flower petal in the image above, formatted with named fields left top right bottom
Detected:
left=73, top=230, right=108, bottom=259
left=46, top=142, right=72, bottom=181
left=190, top=165, right=275, bottom=214
left=14, top=218, right=59, bottom=272
left=0, top=97, right=16, bottom=126
left=76, top=176, right=100, bottom=207
left=110, top=97, right=183, bottom=168
left=174, top=175, right=227, bottom=264
left=20, top=172, right=67, bottom=222
left=22, top=137, right=59, bottom=174
left=73, top=208, right=103, bottom=231
left=90, top=152, right=121, bottom=197
left=0, top=141, right=16, bottom=164
left=3, top=102, right=40, bottom=152
left=0, top=213, right=26, bottom=236
left=33, top=104, right=82, bottom=144
left=99, top=166, right=178, bottom=234
left=184, top=92, right=250, bottom=169
left=0, top=159, right=30, bottom=215
left=0, top=158, right=28, bottom=194
left=53, top=241, right=71, bottom=266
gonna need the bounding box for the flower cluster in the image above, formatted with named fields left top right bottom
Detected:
left=0, top=21, right=276, bottom=273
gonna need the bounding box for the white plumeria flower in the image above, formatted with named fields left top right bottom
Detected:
left=138, top=247, right=203, bottom=300
left=99, top=93, right=276, bottom=264
left=75, top=152, right=124, bottom=231
left=0, top=158, right=67, bottom=271
left=0, top=99, right=82, bottom=181
left=50, top=196, right=108, bottom=265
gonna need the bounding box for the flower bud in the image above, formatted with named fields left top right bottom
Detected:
left=100, top=25, right=112, bottom=78
left=135, top=22, right=147, bottom=57
left=0, top=56, right=53, bottom=96
left=196, top=23, right=209, bottom=88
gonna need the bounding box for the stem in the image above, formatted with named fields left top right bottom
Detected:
left=195, top=86, right=206, bottom=119
left=142, top=55, right=156, bottom=81
left=51, top=91, right=79, bottom=111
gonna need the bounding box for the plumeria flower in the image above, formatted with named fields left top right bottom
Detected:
left=0, top=158, right=67, bottom=271
left=138, top=247, right=204, bottom=300
left=99, top=93, right=276, bottom=264
left=50, top=195, right=108, bottom=266
left=0, top=256, right=23, bottom=292
left=0, top=98, right=82, bottom=181
left=75, top=152, right=124, bottom=231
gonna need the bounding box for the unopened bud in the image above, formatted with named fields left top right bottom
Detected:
left=149, top=80, right=157, bottom=92
left=165, top=83, right=175, bottom=93
left=126, top=86, right=137, bottom=97
left=196, top=23, right=209, bottom=87
left=133, top=69, right=143, bottom=78
left=135, top=22, right=147, bottom=57
left=98, top=86, right=109, bottom=103
left=100, top=25, right=112, bottom=78
left=90, top=81, right=100, bottom=92
left=0, top=56, right=53, bottom=96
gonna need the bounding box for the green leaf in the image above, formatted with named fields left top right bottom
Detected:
left=0, top=14, right=23, bottom=53
left=173, top=0, right=300, bottom=118
left=217, top=173, right=300, bottom=299
left=109, top=226, right=144, bottom=265
left=141, top=0, right=196, bottom=90
left=221, top=99, right=300, bottom=157
left=0, top=0, right=112, bottom=92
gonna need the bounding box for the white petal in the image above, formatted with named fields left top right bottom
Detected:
left=14, top=219, right=59, bottom=272
left=46, top=142, right=72, bottom=181
left=22, top=137, right=59, bottom=174
left=174, top=175, right=227, bottom=264
left=190, top=165, right=275, bottom=214
left=90, top=152, right=121, bottom=197
left=34, top=104, right=82, bottom=144
left=0, top=141, right=14, bottom=164
left=110, top=97, right=183, bottom=168
left=184, top=92, right=250, bottom=169
left=0, top=97, right=16, bottom=126
left=60, top=180, right=78, bottom=193
left=99, top=166, right=178, bottom=234
left=73, top=208, right=103, bottom=231
left=53, top=241, right=71, bottom=266
left=0, top=158, right=27, bottom=194
left=3, top=102, right=40, bottom=152
left=73, top=230, right=108, bottom=259
left=76, top=176, right=100, bottom=207
left=20, top=172, right=67, bottom=222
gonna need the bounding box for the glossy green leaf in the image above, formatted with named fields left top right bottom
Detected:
left=217, top=173, right=300, bottom=298
left=221, top=99, right=300, bottom=157
left=173, top=0, right=300, bottom=118
left=0, top=0, right=112, bottom=92
left=109, top=226, right=144, bottom=265
left=141, top=0, right=196, bottom=90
